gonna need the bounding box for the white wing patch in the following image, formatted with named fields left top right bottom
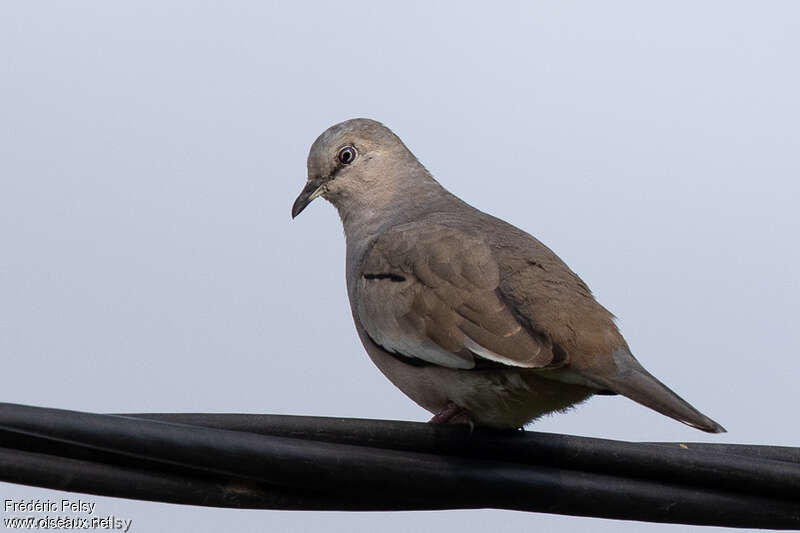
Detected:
left=462, top=334, right=535, bottom=368
left=375, top=331, right=476, bottom=369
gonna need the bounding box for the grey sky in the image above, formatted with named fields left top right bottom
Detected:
left=1, top=1, right=798, bottom=531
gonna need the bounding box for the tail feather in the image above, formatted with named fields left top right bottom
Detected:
left=589, top=350, right=726, bottom=434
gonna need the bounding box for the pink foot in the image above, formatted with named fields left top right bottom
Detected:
left=428, top=402, right=473, bottom=425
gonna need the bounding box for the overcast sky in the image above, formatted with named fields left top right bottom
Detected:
left=2, top=2, right=798, bottom=532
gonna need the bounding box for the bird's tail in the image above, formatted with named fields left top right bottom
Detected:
left=587, top=349, right=726, bottom=434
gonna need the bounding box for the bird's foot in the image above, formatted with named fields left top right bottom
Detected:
left=429, top=402, right=473, bottom=426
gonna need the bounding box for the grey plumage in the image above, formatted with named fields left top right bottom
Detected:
left=292, top=118, right=725, bottom=433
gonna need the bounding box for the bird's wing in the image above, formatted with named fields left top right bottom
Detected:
left=355, top=223, right=560, bottom=370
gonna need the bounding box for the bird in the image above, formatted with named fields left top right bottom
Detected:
left=291, top=118, right=725, bottom=433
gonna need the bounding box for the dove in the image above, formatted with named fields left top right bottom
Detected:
left=291, top=118, right=725, bottom=432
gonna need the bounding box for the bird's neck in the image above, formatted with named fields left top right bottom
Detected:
left=332, top=173, right=462, bottom=282
left=335, top=177, right=455, bottom=244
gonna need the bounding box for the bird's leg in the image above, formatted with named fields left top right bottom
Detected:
left=429, top=402, right=473, bottom=425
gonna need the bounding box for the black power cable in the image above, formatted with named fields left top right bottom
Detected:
left=0, top=403, right=798, bottom=528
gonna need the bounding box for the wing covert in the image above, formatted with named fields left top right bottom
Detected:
left=355, top=224, right=558, bottom=370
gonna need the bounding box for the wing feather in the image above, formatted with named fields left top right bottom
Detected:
left=356, top=223, right=558, bottom=370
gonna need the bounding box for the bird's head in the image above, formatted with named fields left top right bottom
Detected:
left=291, top=118, right=428, bottom=219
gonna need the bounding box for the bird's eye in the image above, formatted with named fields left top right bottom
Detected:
left=338, top=146, right=357, bottom=165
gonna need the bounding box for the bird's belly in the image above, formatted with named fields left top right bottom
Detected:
left=420, top=366, right=594, bottom=428
left=361, top=332, right=593, bottom=428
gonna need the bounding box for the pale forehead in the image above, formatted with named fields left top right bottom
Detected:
left=309, top=118, right=397, bottom=155
left=307, top=118, right=401, bottom=176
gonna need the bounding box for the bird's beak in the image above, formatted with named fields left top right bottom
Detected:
left=291, top=176, right=328, bottom=219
